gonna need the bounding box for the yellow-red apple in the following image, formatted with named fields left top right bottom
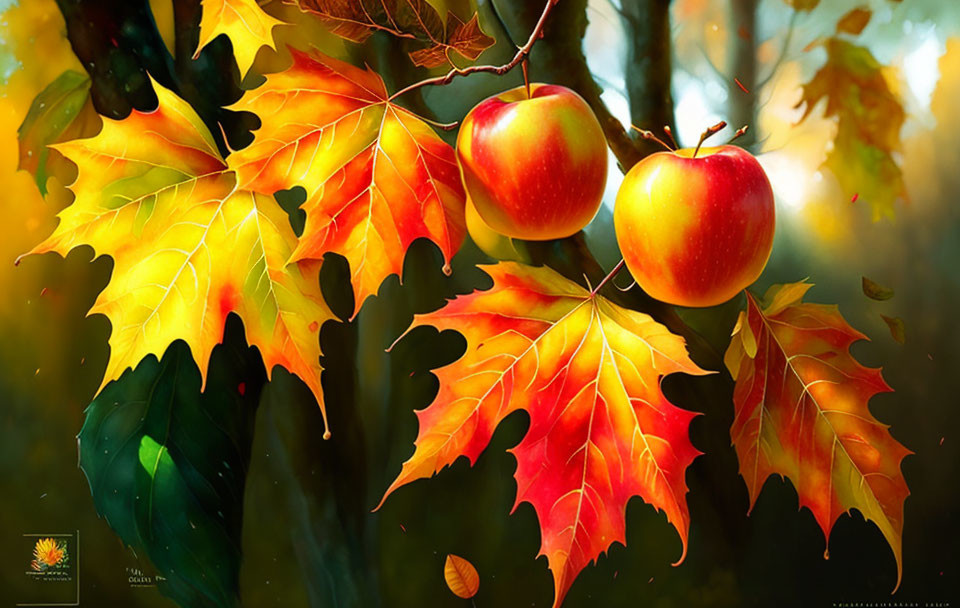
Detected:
left=456, top=84, right=607, bottom=240
left=614, top=145, right=775, bottom=307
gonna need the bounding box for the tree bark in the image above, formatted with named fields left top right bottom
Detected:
left=621, top=0, right=677, bottom=156
left=727, top=0, right=759, bottom=149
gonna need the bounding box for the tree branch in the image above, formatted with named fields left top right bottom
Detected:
left=756, top=9, right=799, bottom=90
left=388, top=0, right=559, bottom=102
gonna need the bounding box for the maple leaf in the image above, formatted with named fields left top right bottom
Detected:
left=295, top=0, right=494, bottom=68
left=228, top=49, right=466, bottom=314
left=24, top=79, right=335, bottom=434
left=195, top=0, right=284, bottom=77
left=380, top=262, right=709, bottom=607
left=797, top=38, right=907, bottom=221
left=724, top=282, right=910, bottom=590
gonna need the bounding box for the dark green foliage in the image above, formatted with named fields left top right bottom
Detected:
left=78, top=318, right=265, bottom=608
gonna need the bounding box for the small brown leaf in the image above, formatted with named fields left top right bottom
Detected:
left=837, top=7, right=872, bottom=35
left=444, top=554, right=479, bottom=599
left=299, top=0, right=493, bottom=69
left=410, top=13, right=494, bottom=68
left=784, top=0, right=820, bottom=11
left=862, top=276, right=894, bottom=301
left=881, top=315, right=906, bottom=344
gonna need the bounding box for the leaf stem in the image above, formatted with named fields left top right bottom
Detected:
left=388, top=0, right=559, bottom=101
left=590, top=259, right=627, bottom=297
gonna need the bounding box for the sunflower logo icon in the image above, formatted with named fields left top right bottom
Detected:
left=30, top=538, right=68, bottom=572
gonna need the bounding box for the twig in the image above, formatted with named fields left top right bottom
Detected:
left=693, top=121, right=727, bottom=158
left=757, top=9, right=799, bottom=90
left=727, top=124, right=749, bottom=144
left=663, top=125, right=679, bottom=150
left=630, top=125, right=674, bottom=152
left=388, top=0, right=559, bottom=101
left=697, top=42, right=729, bottom=88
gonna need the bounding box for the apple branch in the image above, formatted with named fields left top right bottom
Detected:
left=388, top=0, right=559, bottom=102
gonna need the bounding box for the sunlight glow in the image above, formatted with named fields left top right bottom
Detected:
left=902, top=28, right=943, bottom=110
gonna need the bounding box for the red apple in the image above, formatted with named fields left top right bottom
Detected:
left=456, top=83, right=607, bottom=240
left=613, top=145, right=775, bottom=307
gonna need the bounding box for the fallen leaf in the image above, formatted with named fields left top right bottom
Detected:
left=797, top=38, right=907, bottom=221
left=881, top=314, right=906, bottom=344
left=836, top=7, right=872, bottom=36
left=382, top=262, right=709, bottom=607
left=725, top=281, right=910, bottom=591
left=444, top=554, right=479, bottom=599
left=862, top=276, right=894, bottom=301
left=783, top=0, right=820, bottom=11
left=228, top=49, right=466, bottom=314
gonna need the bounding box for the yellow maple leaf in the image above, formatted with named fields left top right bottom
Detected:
left=24, top=79, right=335, bottom=434
left=195, top=0, right=284, bottom=77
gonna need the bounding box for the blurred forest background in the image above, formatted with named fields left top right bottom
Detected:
left=0, top=0, right=957, bottom=606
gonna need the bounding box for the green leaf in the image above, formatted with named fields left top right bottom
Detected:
left=79, top=319, right=266, bottom=608
left=862, top=276, right=895, bottom=301
left=18, top=70, right=96, bottom=195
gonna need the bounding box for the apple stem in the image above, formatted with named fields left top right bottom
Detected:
left=663, top=125, right=679, bottom=150
left=590, top=259, right=627, bottom=297
left=727, top=124, right=750, bottom=144
left=522, top=58, right=531, bottom=99
left=630, top=125, right=674, bottom=152
left=693, top=120, right=727, bottom=158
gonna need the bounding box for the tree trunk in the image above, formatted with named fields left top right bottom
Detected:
left=727, top=0, right=759, bottom=149
left=621, top=0, right=677, bottom=156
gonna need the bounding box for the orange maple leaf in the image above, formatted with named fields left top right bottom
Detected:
left=725, top=282, right=911, bottom=591
left=228, top=49, right=466, bottom=314
left=381, top=262, right=709, bottom=607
